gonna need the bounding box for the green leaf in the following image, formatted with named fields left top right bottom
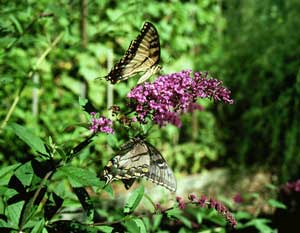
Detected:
left=123, top=217, right=147, bottom=233
left=95, top=225, right=114, bottom=233
left=235, top=211, right=252, bottom=220
left=152, top=214, right=163, bottom=231
left=103, top=183, right=114, bottom=197
left=20, top=187, right=46, bottom=228
left=196, top=211, right=203, bottom=224
left=15, top=161, right=34, bottom=186
left=0, top=163, right=21, bottom=186
left=79, top=96, right=88, bottom=106
left=268, top=199, right=287, bottom=209
left=30, top=219, right=45, bottom=233
left=265, top=183, right=278, bottom=191
left=57, top=166, right=101, bottom=187
left=0, top=219, right=16, bottom=228
left=0, top=163, right=20, bottom=177
left=141, top=216, right=150, bottom=232
left=123, top=185, right=144, bottom=214
left=10, top=123, right=47, bottom=155
left=206, top=209, right=226, bottom=226
left=244, top=219, right=274, bottom=233
left=166, top=208, right=192, bottom=228
left=6, top=201, right=25, bottom=228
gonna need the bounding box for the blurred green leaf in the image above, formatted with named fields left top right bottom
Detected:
left=244, top=219, right=275, bottom=233
left=235, top=211, right=252, bottom=220
left=95, top=225, right=114, bottom=233
left=123, top=217, right=147, bottom=233
left=79, top=96, right=88, bottom=107
left=152, top=214, right=163, bottom=231
left=166, top=208, right=192, bottom=228
left=268, top=199, right=286, bottom=209
left=103, top=184, right=114, bottom=197
left=123, top=185, right=144, bottom=214
left=10, top=123, right=47, bottom=155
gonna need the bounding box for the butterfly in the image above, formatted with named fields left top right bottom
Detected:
left=104, top=137, right=176, bottom=192
left=105, top=22, right=161, bottom=84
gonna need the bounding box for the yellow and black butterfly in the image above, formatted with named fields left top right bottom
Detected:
left=104, top=137, right=176, bottom=192
left=105, top=22, right=161, bottom=84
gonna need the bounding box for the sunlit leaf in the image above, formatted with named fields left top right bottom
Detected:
left=6, top=201, right=24, bottom=228
left=15, top=161, right=33, bottom=187
left=57, top=166, right=101, bottom=187
left=95, top=225, right=114, bottom=233
left=123, top=185, right=144, bottom=214
left=31, top=219, right=45, bottom=233
left=123, top=217, right=147, bottom=233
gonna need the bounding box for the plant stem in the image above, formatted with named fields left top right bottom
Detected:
left=0, top=32, right=64, bottom=134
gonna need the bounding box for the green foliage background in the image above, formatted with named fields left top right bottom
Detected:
left=218, top=0, right=300, bottom=182
left=2, top=0, right=299, bottom=181
left=0, top=0, right=226, bottom=172
left=1, top=0, right=300, bottom=231
left=0, top=0, right=300, bottom=180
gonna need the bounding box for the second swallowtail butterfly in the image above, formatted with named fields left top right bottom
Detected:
left=104, top=137, right=176, bottom=192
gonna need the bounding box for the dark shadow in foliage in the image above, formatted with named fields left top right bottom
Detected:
left=44, top=192, right=64, bottom=221
left=0, top=228, right=12, bottom=233
left=273, top=190, right=300, bottom=232
left=31, top=158, right=58, bottom=178
left=7, top=175, right=46, bottom=206
left=8, top=174, right=26, bottom=194
left=82, top=99, right=98, bottom=114
left=73, top=187, right=97, bottom=220
left=66, top=135, right=95, bottom=163
left=46, top=220, right=96, bottom=233
left=0, top=26, right=12, bottom=37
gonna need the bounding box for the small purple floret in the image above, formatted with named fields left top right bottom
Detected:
left=89, top=112, right=114, bottom=134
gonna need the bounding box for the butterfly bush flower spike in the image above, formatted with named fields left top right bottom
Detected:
left=188, top=194, right=237, bottom=228
left=89, top=112, right=114, bottom=134
left=128, top=70, right=233, bottom=127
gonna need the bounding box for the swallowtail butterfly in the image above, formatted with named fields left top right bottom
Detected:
left=104, top=137, right=176, bottom=192
left=105, top=22, right=161, bottom=84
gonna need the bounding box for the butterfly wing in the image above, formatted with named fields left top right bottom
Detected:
left=103, top=139, right=150, bottom=188
left=145, top=142, right=177, bottom=192
left=105, top=22, right=161, bottom=84
left=137, top=64, right=161, bottom=84
left=104, top=138, right=176, bottom=192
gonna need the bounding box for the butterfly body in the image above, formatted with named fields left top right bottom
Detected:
left=105, top=22, right=161, bottom=84
left=104, top=138, right=176, bottom=192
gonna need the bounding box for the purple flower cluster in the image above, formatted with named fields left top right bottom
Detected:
left=89, top=112, right=114, bottom=134
left=187, top=194, right=237, bottom=228
left=127, top=70, right=233, bottom=127
left=283, top=179, right=300, bottom=193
